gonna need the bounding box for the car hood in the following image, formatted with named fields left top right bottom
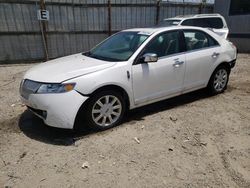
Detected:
left=24, top=53, right=116, bottom=83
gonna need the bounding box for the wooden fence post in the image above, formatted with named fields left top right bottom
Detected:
left=108, top=0, right=112, bottom=36
left=39, top=0, right=49, bottom=61
left=155, top=0, right=160, bottom=25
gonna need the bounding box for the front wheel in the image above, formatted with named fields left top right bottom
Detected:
left=207, top=65, right=229, bottom=94
left=84, top=90, right=126, bottom=130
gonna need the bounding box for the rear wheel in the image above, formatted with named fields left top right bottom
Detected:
left=208, top=65, right=229, bottom=94
left=84, top=90, right=125, bottom=130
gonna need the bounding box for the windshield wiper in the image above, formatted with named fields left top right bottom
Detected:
left=82, top=51, right=123, bottom=62
left=82, top=51, right=91, bottom=56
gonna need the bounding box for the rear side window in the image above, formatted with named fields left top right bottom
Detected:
left=181, top=18, right=224, bottom=29
left=183, top=30, right=219, bottom=51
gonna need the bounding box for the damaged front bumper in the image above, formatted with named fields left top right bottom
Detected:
left=20, top=90, right=88, bottom=129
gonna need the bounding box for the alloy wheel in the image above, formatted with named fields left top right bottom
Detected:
left=213, top=69, right=228, bottom=92
left=91, top=95, right=122, bottom=127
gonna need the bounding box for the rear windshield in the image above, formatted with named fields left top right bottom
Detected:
left=181, top=18, right=224, bottom=29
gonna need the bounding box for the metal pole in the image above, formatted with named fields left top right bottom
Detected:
left=199, top=0, right=206, bottom=14
left=108, top=0, right=111, bottom=36
left=40, top=0, right=49, bottom=61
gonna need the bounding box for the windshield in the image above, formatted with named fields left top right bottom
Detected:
left=158, top=20, right=181, bottom=27
left=85, top=32, right=149, bottom=62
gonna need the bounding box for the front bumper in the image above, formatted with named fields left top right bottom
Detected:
left=20, top=90, right=88, bottom=129
left=229, top=59, right=236, bottom=69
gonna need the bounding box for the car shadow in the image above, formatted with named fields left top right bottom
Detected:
left=18, top=88, right=212, bottom=146
left=125, top=89, right=212, bottom=123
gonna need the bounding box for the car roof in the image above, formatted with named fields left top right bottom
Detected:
left=163, top=13, right=223, bottom=21
left=123, top=26, right=209, bottom=36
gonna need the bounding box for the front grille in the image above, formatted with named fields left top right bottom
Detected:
left=20, top=79, right=41, bottom=99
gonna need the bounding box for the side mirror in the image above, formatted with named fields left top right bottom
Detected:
left=142, top=53, right=158, bottom=63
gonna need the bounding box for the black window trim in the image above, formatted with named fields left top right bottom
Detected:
left=181, top=29, right=220, bottom=53
left=133, top=29, right=185, bottom=65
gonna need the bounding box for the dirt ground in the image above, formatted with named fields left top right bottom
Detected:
left=0, top=54, right=249, bottom=188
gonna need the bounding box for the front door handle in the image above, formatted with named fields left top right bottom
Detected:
left=212, top=52, right=220, bottom=58
left=173, top=60, right=184, bottom=67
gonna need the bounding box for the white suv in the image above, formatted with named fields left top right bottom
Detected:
left=20, top=26, right=237, bottom=130
left=159, top=14, right=229, bottom=39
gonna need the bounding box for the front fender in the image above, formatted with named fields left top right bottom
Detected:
left=65, top=63, right=135, bottom=109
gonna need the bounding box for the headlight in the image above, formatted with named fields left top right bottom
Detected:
left=36, top=83, right=76, bottom=94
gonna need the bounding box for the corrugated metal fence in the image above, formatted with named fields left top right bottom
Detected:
left=0, top=0, right=213, bottom=63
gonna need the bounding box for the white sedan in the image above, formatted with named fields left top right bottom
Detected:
left=20, top=26, right=237, bottom=130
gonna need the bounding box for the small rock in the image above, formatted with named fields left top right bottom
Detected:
left=200, top=142, right=207, bottom=146
left=170, top=116, right=177, bottom=122
left=99, top=155, right=105, bottom=159
left=150, top=160, right=156, bottom=164
left=97, top=171, right=105, bottom=174
left=134, top=137, right=140, bottom=144
left=20, top=151, right=27, bottom=159
left=81, top=161, right=89, bottom=169
left=130, top=160, right=137, bottom=164
left=11, top=104, right=15, bottom=107
left=194, top=132, right=201, bottom=136
left=141, top=125, right=145, bottom=129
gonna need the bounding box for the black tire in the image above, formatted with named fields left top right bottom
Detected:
left=207, top=65, right=230, bottom=95
left=83, top=90, right=126, bottom=131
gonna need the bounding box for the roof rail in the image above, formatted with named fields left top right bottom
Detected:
left=194, top=14, right=221, bottom=17
left=173, top=14, right=221, bottom=19
left=174, top=14, right=195, bottom=18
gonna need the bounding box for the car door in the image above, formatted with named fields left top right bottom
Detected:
left=182, top=29, right=221, bottom=91
left=132, top=30, right=186, bottom=105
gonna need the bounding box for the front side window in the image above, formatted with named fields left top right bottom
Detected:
left=87, top=32, right=149, bottom=61
left=184, top=30, right=219, bottom=51
left=143, top=31, right=181, bottom=58
left=181, top=18, right=224, bottom=29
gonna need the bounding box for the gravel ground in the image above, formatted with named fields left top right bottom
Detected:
left=0, top=54, right=250, bottom=188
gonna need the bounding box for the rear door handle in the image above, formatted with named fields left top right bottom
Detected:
left=212, top=52, right=220, bottom=58
left=173, top=60, right=184, bottom=67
